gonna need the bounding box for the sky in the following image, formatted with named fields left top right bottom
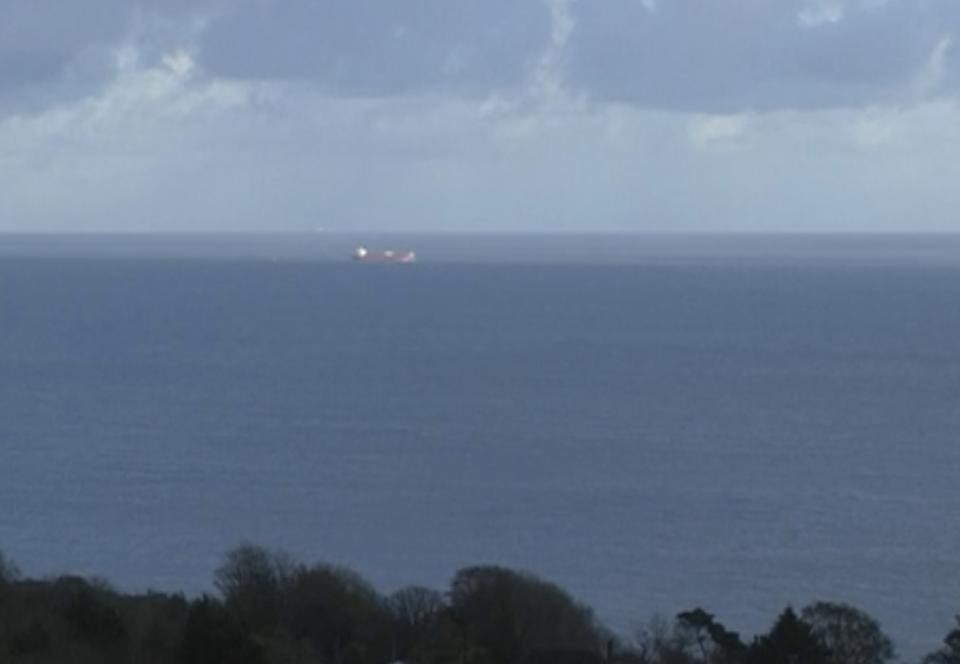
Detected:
left=1, top=0, right=959, bottom=232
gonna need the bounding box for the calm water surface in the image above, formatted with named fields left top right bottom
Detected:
left=2, top=234, right=959, bottom=658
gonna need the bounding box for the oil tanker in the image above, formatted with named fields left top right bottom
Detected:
left=352, top=246, right=416, bottom=263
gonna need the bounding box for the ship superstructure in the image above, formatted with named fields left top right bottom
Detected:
left=352, top=246, right=416, bottom=263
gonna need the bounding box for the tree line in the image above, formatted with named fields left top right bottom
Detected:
left=1, top=546, right=958, bottom=664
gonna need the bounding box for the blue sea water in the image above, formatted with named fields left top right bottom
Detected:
left=2, top=233, right=960, bottom=658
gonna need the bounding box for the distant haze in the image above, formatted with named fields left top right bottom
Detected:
left=3, top=1, right=960, bottom=232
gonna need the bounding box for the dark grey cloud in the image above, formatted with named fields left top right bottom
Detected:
left=0, top=0, right=209, bottom=110
left=196, top=0, right=960, bottom=109
left=567, top=0, right=960, bottom=111
left=0, top=49, right=67, bottom=90
left=1, top=0, right=959, bottom=113
left=198, top=0, right=549, bottom=96
left=0, top=3, right=113, bottom=96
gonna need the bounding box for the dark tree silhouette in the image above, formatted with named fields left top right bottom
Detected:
left=280, top=562, right=387, bottom=664
left=520, top=646, right=606, bottom=664
left=388, top=585, right=446, bottom=659
left=449, top=565, right=603, bottom=664
left=801, top=601, right=894, bottom=664
left=0, top=544, right=940, bottom=664
left=177, top=595, right=265, bottom=664
left=676, top=608, right=744, bottom=663
left=923, top=617, right=960, bottom=664
left=0, top=550, right=20, bottom=585
left=213, top=543, right=294, bottom=633
left=630, top=614, right=689, bottom=664
left=59, top=578, right=126, bottom=643
left=745, top=606, right=829, bottom=664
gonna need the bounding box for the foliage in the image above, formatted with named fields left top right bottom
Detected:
left=59, top=578, right=127, bottom=642
left=801, top=601, right=895, bottom=664
left=675, top=608, right=744, bottom=664
left=744, top=606, right=829, bottom=664
left=280, top=562, right=388, bottom=663
left=449, top=565, right=604, bottom=664
left=387, top=585, right=446, bottom=660
left=631, top=613, right=696, bottom=664
left=214, top=543, right=295, bottom=633
left=178, top=595, right=266, bottom=664
left=923, top=616, right=960, bottom=664
left=0, top=545, right=954, bottom=664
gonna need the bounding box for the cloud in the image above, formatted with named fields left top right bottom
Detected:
left=797, top=2, right=845, bottom=28
left=689, top=114, right=750, bottom=149
left=566, top=0, right=960, bottom=111
left=0, top=41, right=259, bottom=231
left=530, top=0, right=577, bottom=101
left=852, top=109, right=898, bottom=149
left=915, top=35, right=953, bottom=97
left=0, top=2, right=210, bottom=85
left=5, top=1, right=960, bottom=117
left=197, top=0, right=549, bottom=97
left=4, top=1, right=960, bottom=233
left=5, top=32, right=960, bottom=235
left=474, top=0, right=586, bottom=136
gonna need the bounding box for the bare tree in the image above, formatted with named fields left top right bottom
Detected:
left=389, top=585, right=446, bottom=658
left=675, top=608, right=744, bottom=664
left=923, top=617, right=960, bottom=664
left=213, top=543, right=296, bottom=632
left=0, top=550, right=20, bottom=585
left=800, top=602, right=894, bottom=664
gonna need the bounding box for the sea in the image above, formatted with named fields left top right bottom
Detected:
left=2, top=233, right=959, bottom=659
